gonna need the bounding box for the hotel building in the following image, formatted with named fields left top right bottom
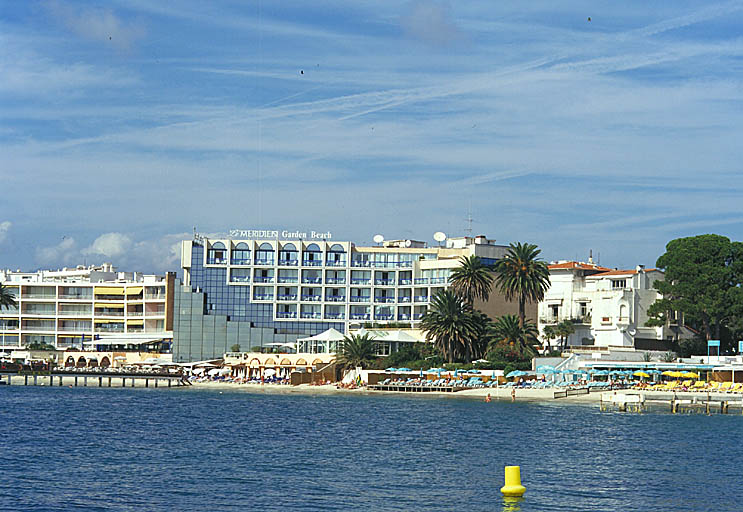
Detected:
left=174, top=231, right=529, bottom=362
left=0, top=264, right=174, bottom=352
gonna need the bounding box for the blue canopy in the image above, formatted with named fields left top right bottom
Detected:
left=397, top=368, right=411, bottom=372
left=592, top=370, right=609, bottom=376
left=506, top=370, right=527, bottom=378
left=386, top=367, right=397, bottom=371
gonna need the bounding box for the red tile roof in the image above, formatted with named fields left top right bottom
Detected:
left=548, top=261, right=611, bottom=271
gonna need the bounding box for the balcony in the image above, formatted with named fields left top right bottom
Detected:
left=349, top=296, right=370, bottom=303
left=230, top=277, right=250, bottom=283
left=375, top=279, right=395, bottom=286
left=413, top=313, right=424, bottom=320
left=325, top=313, right=345, bottom=319
left=431, top=277, right=447, bottom=284
left=278, top=259, right=298, bottom=266
left=326, top=278, right=346, bottom=285
left=95, top=326, right=125, bottom=333
left=350, top=313, right=370, bottom=320
left=254, top=259, right=274, bottom=266
left=375, top=297, right=395, bottom=303
left=230, top=258, right=251, bottom=266
left=539, top=317, right=559, bottom=325
left=300, top=312, right=322, bottom=319
left=58, top=311, right=92, bottom=317
left=253, top=276, right=274, bottom=283
left=301, top=277, right=322, bottom=284
left=277, top=312, right=297, bottom=319
left=350, top=278, right=370, bottom=285
left=302, top=259, right=322, bottom=267
left=398, top=279, right=412, bottom=285
left=399, top=261, right=413, bottom=268
left=414, top=296, right=429, bottom=303
left=95, top=311, right=125, bottom=317
left=301, top=295, right=322, bottom=302
left=145, top=309, right=165, bottom=316
left=326, top=296, right=346, bottom=302
left=277, top=294, right=298, bottom=301
left=375, top=314, right=394, bottom=320
left=398, top=296, right=412, bottom=303
left=126, top=311, right=144, bottom=317
left=59, top=294, right=93, bottom=300
left=414, top=278, right=429, bottom=285
left=22, top=294, right=57, bottom=300
left=207, top=258, right=227, bottom=265
left=253, top=294, right=274, bottom=301
left=351, top=260, right=370, bottom=267
left=397, top=314, right=411, bottom=320
left=325, top=260, right=346, bottom=267
left=277, top=277, right=298, bottom=284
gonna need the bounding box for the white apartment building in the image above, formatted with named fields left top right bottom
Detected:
left=0, top=264, right=173, bottom=352
left=538, top=261, right=685, bottom=350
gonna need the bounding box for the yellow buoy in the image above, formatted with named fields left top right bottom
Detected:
left=500, top=465, right=526, bottom=497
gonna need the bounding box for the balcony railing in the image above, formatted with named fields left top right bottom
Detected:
left=325, top=278, right=346, bottom=285
left=302, top=259, right=322, bottom=266
left=350, top=313, right=370, bottom=320
left=277, top=277, right=298, bottom=283
left=230, top=277, right=250, bottom=283
left=207, top=258, right=227, bottom=265
left=302, top=277, right=322, bottom=284
left=254, top=259, right=274, bottom=266
left=375, top=314, right=394, bottom=320
left=398, top=297, right=411, bottom=303
left=301, top=295, right=322, bottom=302
left=413, top=313, right=424, bottom=320
left=254, top=294, right=274, bottom=301
left=375, top=297, right=395, bottom=303
left=325, top=260, right=346, bottom=267
left=277, top=312, right=297, bottom=319
left=431, top=277, right=447, bottom=284
left=351, top=260, right=370, bottom=267
left=349, top=296, right=370, bottom=303
left=145, top=309, right=165, bottom=316
left=253, top=276, right=274, bottom=283
left=94, top=311, right=125, bottom=317
left=126, top=311, right=144, bottom=316
left=277, top=294, right=298, bottom=301
left=350, top=278, right=370, bottom=285
left=398, top=279, right=412, bottom=285
left=326, top=296, right=346, bottom=302
left=375, top=279, right=395, bottom=286
left=397, top=314, right=411, bottom=320
left=278, top=259, right=298, bottom=266
left=300, top=312, right=322, bottom=319
left=230, top=258, right=251, bottom=265
left=414, top=278, right=429, bottom=285
left=325, top=313, right=345, bottom=319
left=59, top=294, right=93, bottom=300
left=58, top=311, right=92, bottom=317
left=22, top=294, right=57, bottom=300
left=414, top=296, right=429, bottom=302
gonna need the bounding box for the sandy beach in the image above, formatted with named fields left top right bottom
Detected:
left=187, top=381, right=603, bottom=403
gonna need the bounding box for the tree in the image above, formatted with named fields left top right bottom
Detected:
left=230, top=344, right=241, bottom=352
left=647, top=234, right=743, bottom=346
left=449, top=255, right=493, bottom=305
left=555, top=320, right=576, bottom=351
left=0, top=283, right=17, bottom=311
left=542, top=324, right=558, bottom=353
left=420, top=289, right=480, bottom=363
left=494, top=242, right=551, bottom=328
left=489, top=314, right=539, bottom=357
left=336, top=333, right=377, bottom=370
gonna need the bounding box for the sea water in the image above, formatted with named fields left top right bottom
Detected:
left=1, top=386, right=740, bottom=512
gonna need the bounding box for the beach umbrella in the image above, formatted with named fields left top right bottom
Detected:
left=398, top=367, right=411, bottom=372
left=536, top=365, right=556, bottom=373
left=681, top=371, right=699, bottom=379
left=634, top=371, right=651, bottom=379
left=506, top=370, right=526, bottom=378
left=593, top=370, right=609, bottom=376
left=386, top=367, right=397, bottom=372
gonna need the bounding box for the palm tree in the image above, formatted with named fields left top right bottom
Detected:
left=556, top=320, right=576, bottom=351
left=494, top=242, right=551, bottom=328
left=489, top=314, right=540, bottom=356
left=449, top=255, right=493, bottom=305
left=336, top=333, right=377, bottom=370
left=542, top=324, right=558, bottom=353
left=0, top=283, right=17, bottom=310
left=420, top=289, right=479, bottom=363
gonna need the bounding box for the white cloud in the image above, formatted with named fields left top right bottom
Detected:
left=36, top=237, right=78, bottom=267
left=45, top=1, right=146, bottom=50
left=82, top=233, right=133, bottom=259
left=0, top=221, right=10, bottom=244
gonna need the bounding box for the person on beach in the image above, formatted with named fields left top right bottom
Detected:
left=511, top=388, right=516, bottom=402
left=485, top=393, right=491, bottom=403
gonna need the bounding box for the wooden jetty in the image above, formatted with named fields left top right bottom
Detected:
left=0, top=370, right=191, bottom=389
left=601, top=391, right=743, bottom=414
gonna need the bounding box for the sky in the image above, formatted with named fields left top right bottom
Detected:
left=2, top=1, right=743, bottom=275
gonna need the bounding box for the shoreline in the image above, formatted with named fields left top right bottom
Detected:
left=186, top=381, right=603, bottom=403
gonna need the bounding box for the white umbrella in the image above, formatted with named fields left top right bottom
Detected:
left=207, top=368, right=221, bottom=376
left=264, top=368, right=276, bottom=377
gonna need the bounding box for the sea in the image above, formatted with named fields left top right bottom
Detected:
left=1, top=386, right=741, bottom=512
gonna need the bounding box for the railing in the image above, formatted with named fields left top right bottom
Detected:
left=325, top=313, right=345, bottom=319
left=230, top=258, right=251, bottom=265
left=94, top=311, right=125, bottom=317
left=254, top=259, right=274, bottom=266
left=300, top=312, right=322, bottom=319
left=277, top=312, right=297, bottom=319
left=325, top=296, right=345, bottom=302
left=350, top=278, right=370, bottom=285
left=278, top=259, right=298, bottom=266
left=397, top=314, right=411, bottom=320
left=398, top=279, right=412, bottom=285
left=253, top=294, right=274, bottom=300
left=277, top=277, right=298, bottom=283
left=95, top=327, right=125, bottom=333
left=58, top=311, right=93, bottom=317
left=398, top=297, right=411, bottom=303
left=126, top=311, right=143, bottom=316
left=230, top=277, right=250, bottom=283
left=145, top=293, right=166, bottom=300
left=301, top=277, right=322, bottom=284
left=375, top=279, right=395, bottom=286
left=207, top=258, right=227, bottom=265
left=375, top=314, right=394, bottom=320
left=325, top=278, right=346, bottom=284
left=302, top=259, right=322, bottom=266
left=325, top=260, right=346, bottom=267
left=431, top=277, right=447, bottom=284
left=21, top=310, right=57, bottom=316
left=301, top=295, right=322, bottom=302
left=277, top=294, right=297, bottom=301
left=349, top=296, right=370, bottom=303
left=414, top=278, right=429, bottom=285
left=375, top=297, right=395, bottom=303
left=414, top=296, right=429, bottom=302
left=253, top=276, right=274, bottom=283
left=413, top=314, right=424, bottom=320
left=59, top=294, right=93, bottom=300
left=144, top=309, right=165, bottom=316
left=22, top=294, right=57, bottom=300
left=58, top=326, right=92, bottom=332
left=350, top=313, right=370, bottom=320
left=351, top=260, right=370, bottom=267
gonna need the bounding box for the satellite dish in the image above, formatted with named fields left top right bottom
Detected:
left=433, top=231, right=446, bottom=242
left=628, top=328, right=637, bottom=336
left=405, top=240, right=412, bottom=248
left=373, top=234, right=384, bottom=244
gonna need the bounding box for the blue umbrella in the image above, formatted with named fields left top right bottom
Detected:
left=506, top=370, right=526, bottom=378
left=386, top=367, right=397, bottom=372
left=536, top=365, right=556, bottom=372
left=593, top=370, right=609, bottom=376
left=397, top=367, right=411, bottom=372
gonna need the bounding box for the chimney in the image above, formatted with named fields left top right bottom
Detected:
left=588, top=249, right=594, bottom=265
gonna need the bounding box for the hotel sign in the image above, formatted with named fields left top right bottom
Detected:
left=229, top=228, right=332, bottom=240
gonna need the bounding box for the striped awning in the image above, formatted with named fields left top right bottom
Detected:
left=126, top=319, right=144, bottom=325
left=94, top=287, right=125, bottom=294
left=126, top=287, right=143, bottom=295
left=95, top=303, right=124, bottom=308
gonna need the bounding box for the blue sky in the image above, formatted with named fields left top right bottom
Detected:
left=2, top=1, right=743, bottom=274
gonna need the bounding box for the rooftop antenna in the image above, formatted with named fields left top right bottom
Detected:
left=588, top=249, right=594, bottom=265
left=464, top=209, right=474, bottom=237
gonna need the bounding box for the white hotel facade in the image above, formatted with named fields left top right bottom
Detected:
left=0, top=265, right=173, bottom=352
left=174, top=231, right=510, bottom=361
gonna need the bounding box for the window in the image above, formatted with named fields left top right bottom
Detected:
left=208, top=242, right=226, bottom=264
left=231, top=243, right=250, bottom=265
left=550, top=304, right=559, bottom=319
left=612, top=279, right=626, bottom=289
left=579, top=302, right=588, bottom=317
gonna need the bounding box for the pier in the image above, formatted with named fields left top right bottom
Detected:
left=601, top=391, right=743, bottom=414
left=0, top=370, right=191, bottom=388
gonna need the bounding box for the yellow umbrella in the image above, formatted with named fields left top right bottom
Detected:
left=633, top=371, right=651, bottom=378
left=662, top=370, right=684, bottom=378
left=681, top=371, right=699, bottom=379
